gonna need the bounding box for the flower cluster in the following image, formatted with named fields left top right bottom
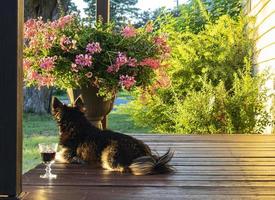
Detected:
left=51, top=15, right=74, bottom=29
left=140, top=58, right=161, bottom=69
left=86, top=42, right=102, bottom=54
left=23, top=59, right=32, bottom=70
left=71, top=42, right=103, bottom=73
left=40, top=56, right=57, bottom=71
left=107, top=54, right=160, bottom=75
left=23, top=15, right=170, bottom=97
left=154, top=36, right=171, bottom=56
left=24, top=18, right=44, bottom=39
left=24, top=18, right=56, bottom=50
left=121, top=26, right=137, bottom=38
left=75, top=54, right=92, bottom=67
left=60, top=35, right=76, bottom=51
left=119, top=75, right=136, bottom=90
left=25, top=70, right=55, bottom=87
left=145, top=21, right=154, bottom=33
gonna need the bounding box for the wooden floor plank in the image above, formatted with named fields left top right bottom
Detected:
left=28, top=163, right=275, bottom=170
left=144, top=142, right=275, bottom=147
left=23, top=185, right=275, bottom=195
left=23, top=174, right=275, bottom=182
left=22, top=186, right=275, bottom=200
left=23, top=170, right=275, bottom=176
left=22, top=134, right=275, bottom=199
left=27, top=161, right=275, bottom=166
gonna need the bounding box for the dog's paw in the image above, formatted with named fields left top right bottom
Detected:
left=55, top=150, right=69, bottom=163
left=71, top=156, right=86, bottom=164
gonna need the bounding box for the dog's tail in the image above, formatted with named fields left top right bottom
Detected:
left=129, top=149, right=174, bottom=176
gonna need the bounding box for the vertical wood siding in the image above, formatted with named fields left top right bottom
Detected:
left=247, top=0, right=275, bottom=133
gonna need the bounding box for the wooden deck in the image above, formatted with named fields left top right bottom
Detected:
left=22, top=134, right=275, bottom=200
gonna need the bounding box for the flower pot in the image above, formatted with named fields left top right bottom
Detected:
left=67, top=85, right=115, bottom=129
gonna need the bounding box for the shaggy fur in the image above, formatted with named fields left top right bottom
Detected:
left=52, top=96, right=174, bottom=175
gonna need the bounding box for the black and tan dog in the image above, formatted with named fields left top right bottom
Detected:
left=52, top=96, right=174, bottom=175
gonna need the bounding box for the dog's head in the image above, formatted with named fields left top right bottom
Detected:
left=52, top=96, right=85, bottom=122
left=52, top=96, right=86, bottom=146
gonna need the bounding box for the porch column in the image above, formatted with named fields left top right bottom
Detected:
left=96, top=0, right=110, bottom=23
left=96, top=0, right=110, bottom=129
left=0, top=0, right=23, bottom=198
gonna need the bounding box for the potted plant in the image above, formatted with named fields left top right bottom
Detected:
left=23, top=15, right=170, bottom=128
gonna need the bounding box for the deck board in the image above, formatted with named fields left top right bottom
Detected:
left=22, top=134, right=275, bottom=199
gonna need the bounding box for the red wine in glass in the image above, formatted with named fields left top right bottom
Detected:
left=41, top=152, right=56, bottom=163
left=38, top=143, right=58, bottom=179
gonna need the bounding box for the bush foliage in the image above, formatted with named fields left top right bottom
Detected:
left=123, top=0, right=272, bottom=134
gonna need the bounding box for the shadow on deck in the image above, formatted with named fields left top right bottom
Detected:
left=22, top=134, right=275, bottom=200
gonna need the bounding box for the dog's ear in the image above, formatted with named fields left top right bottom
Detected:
left=52, top=96, right=63, bottom=112
left=74, top=96, right=85, bottom=112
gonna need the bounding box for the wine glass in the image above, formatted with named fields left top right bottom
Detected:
left=38, top=143, right=58, bottom=179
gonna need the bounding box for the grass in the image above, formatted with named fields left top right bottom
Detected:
left=108, top=106, right=152, bottom=133
left=23, top=113, right=58, bottom=172
left=23, top=101, right=152, bottom=173
left=23, top=135, right=58, bottom=173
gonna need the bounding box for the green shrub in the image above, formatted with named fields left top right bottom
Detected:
left=226, top=71, right=271, bottom=133
left=168, top=81, right=231, bottom=134
left=122, top=11, right=272, bottom=134
left=175, top=0, right=242, bottom=33
left=126, top=69, right=271, bottom=134
left=167, top=15, right=253, bottom=95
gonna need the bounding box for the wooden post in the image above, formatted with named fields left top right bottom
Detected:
left=96, top=0, right=110, bottom=23
left=0, top=0, right=23, bottom=199
left=96, top=0, right=110, bottom=129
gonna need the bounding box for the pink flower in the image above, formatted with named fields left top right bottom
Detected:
left=43, top=31, right=56, bottom=49
left=24, top=18, right=44, bottom=39
left=128, top=57, right=137, bottom=67
left=119, top=75, right=136, bottom=90
left=26, top=70, right=40, bottom=81
left=86, top=42, right=102, bottom=54
left=60, top=35, right=76, bottom=51
left=25, top=71, right=54, bottom=87
left=24, top=18, right=57, bottom=50
left=106, top=53, right=138, bottom=73
left=154, top=36, right=171, bottom=55
left=75, top=54, right=92, bottom=67
left=116, top=52, right=128, bottom=67
left=121, top=26, right=137, bottom=38
left=156, top=69, right=171, bottom=88
left=24, top=19, right=37, bottom=39
left=23, top=59, right=32, bottom=70
left=45, top=31, right=56, bottom=42
left=39, top=75, right=55, bottom=87
left=52, top=15, right=74, bottom=29
left=71, top=63, right=79, bottom=72
left=85, top=72, right=93, bottom=78
left=29, top=38, right=39, bottom=49
left=154, top=36, right=167, bottom=46
left=106, top=52, right=129, bottom=73
left=107, top=65, right=114, bottom=73
left=40, top=56, right=57, bottom=71
left=140, top=58, right=161, bottom=69
left=145, top=22, right=153, bottom=33
left=106, top=64, right=120, bottom=73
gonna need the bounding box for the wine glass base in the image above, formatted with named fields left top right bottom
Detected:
left=40, top=174, right=57, bottom=179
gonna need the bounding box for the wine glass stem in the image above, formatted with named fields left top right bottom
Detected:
left=45, top=163, right=52, bottom=176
